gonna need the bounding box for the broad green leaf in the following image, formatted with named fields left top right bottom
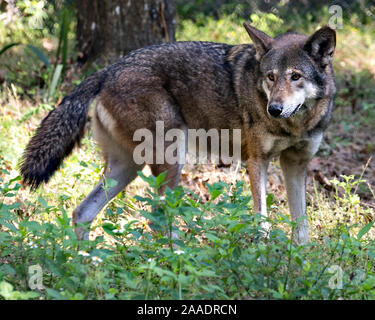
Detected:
left=25, top=44, right=51, bottom=67
left=48, top=64, right=63, bottom=99
left=357, top=221, right=374, bottom=240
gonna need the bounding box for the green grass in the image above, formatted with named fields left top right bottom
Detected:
left=1, top=8, right=375, bottom=300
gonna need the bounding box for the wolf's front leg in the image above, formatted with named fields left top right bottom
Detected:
left=280, top=134, right=322, bottom=245
left=247, top=157, right=270, bottom=234
left=280, top=149, right=312, bottom=245
left=280, top=154, right=309, bottom=244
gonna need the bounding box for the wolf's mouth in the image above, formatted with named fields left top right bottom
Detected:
left=290, top=103, right=302, bottom=117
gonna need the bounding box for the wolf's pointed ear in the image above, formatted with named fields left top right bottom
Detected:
left=304, top=26, right=336, bottom=68
left=243, top=22, right=273, bottom=60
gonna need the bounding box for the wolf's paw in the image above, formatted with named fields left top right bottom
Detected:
left=74, top=226, right=90, bottom=241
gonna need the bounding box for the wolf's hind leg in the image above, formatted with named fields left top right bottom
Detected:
left=73, top=148, right=142, bottom=240
left=148, top=162, right=184, bottom=243
left=72, top=110, right=143, bottom=240
left=148, top=125, right=187, bottom=242
left=150, top=123, right=188, bottom=194
left=150, top=163, right=184, bottom=194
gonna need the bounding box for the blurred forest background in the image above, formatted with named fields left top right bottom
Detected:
left=0, top=0, right=375, bottom=300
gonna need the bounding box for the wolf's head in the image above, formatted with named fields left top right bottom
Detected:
left=244, top=23, right=336, bottom=119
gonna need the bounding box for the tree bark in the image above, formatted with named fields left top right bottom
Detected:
left=76, top=0, right=175, bottom=65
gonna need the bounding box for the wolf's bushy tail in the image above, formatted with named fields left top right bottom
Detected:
left=20, top=70, right=106, bottom=189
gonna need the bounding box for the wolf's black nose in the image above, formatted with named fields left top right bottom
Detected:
left=268, top=104, right=283, bottom=117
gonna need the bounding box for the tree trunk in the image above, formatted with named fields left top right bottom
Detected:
left=76, top=0, right=175, bottom=65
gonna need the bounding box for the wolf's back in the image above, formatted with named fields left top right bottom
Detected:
left=20, top=70, right=106, bottom=189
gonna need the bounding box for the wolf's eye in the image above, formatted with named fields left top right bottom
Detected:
left=267, top=74, right=275, bottom=81
left=291, top=73, right=301, bottom=81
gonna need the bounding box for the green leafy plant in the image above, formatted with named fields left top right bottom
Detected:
left=1, top=169, right=375, bottom=300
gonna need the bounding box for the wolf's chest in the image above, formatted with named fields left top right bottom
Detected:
left=261, top=134, right=304, bottom=158
left=261, top=131, right=323, bottom=160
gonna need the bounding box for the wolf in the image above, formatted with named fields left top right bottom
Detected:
left=20, top=23, right=336, bottom=244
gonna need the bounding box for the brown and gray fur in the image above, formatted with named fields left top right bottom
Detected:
left=20, top=23, right=336, bottom=244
